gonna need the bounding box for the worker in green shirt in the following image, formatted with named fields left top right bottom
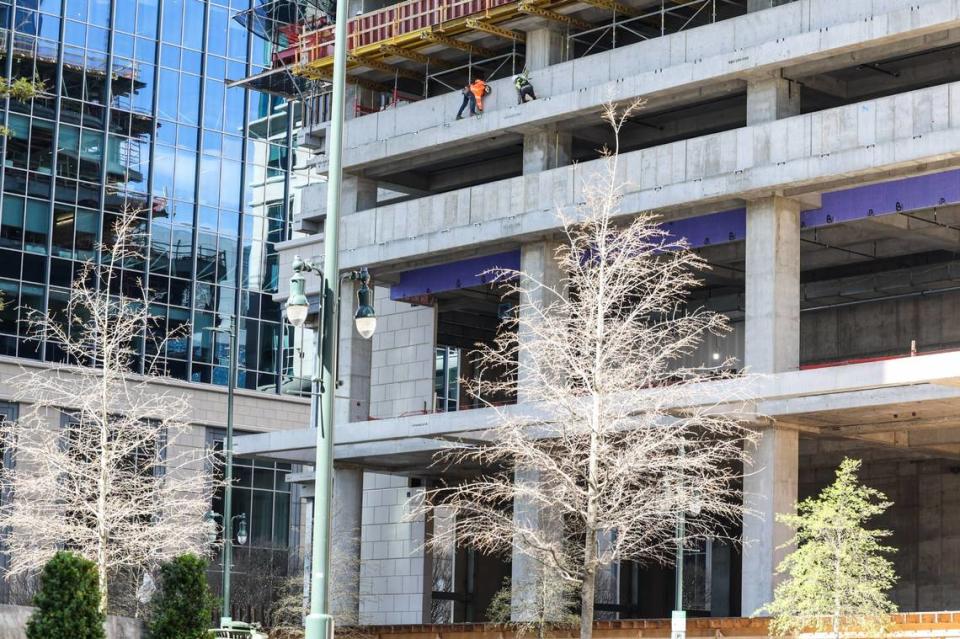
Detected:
left=515, top=68, right=537, bottom=104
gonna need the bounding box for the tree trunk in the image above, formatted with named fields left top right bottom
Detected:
left=97, top=354, right=111, bottom=614
left=580, top=544, right=596, bottom=639
left=580, top=388, right=601, bottom=639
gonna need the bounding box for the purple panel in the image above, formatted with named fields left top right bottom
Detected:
left=801, top=169, right=960, bottom=228
left=662, top=208, right=746, bottom=249
left=391, top=250, right=521, bottom=301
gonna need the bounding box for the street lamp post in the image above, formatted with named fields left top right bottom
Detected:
left=284, top=1, right=369, bottom=635
left=206, top=319, right=243, bottom=627
left=673, top=441, right=697, bottom=639
left=286, top=262, right=376, bottom=639
left=673, top=510, right=686, bottom=639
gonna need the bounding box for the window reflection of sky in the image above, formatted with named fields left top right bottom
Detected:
left=0, top=0, right=306, bottom=392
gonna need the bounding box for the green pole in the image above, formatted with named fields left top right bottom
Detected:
left=221, top=321, right=238, bottom=626
left=672, top=442, right=686, bottom=639
left=675, top=511, right=684, bottom=611
left=306, top=0, right=349, bottom=636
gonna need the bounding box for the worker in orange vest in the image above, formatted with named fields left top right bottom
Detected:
left=469, top=76, right=488, bottom=114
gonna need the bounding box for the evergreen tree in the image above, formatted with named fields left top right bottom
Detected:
left=26, top=551, right=106, bottom=639
left=148, top=554, right=217, bottom=639
left=762, top=458, right=898, bottom=639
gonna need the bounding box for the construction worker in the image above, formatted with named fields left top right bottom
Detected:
left=515, top=68, right=536, bottom=104
left=469, top=76, right=488, bottom=114
left=456, top=82, right=476, bottom=120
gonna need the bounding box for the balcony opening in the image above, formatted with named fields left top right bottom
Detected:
left=792, top=40, right=960, bottom=115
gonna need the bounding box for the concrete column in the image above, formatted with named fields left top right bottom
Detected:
left=744, top=195, right=800, bottom=374
left=511, top=467, right=564, bottom=621
left=523, top=127, right=572, bottom=175
left=343, top=174, right=378, bottom=216
left=742, top=194, right=800, bottom=614
left=517, top=240, right=565, bottom=402
left=525, top=27, right=567, bottom=71
left=746, top=74, right=800, bottom=126
left=331, top=466, right=364, bottom=623
left=513, top=241, right=567, bottom=620
left=337, top=280, right=372, bottom=424
left=359, top=473, right=430, bottom=624
left=741, top=426, right=798, bottom=615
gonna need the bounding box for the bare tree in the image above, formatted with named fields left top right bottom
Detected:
left=415, top=102, right=756, bottom=639
left=0, top=209, right=217, bottom=614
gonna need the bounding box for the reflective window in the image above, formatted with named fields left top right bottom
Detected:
left=0, top=0, right=286, bottom=392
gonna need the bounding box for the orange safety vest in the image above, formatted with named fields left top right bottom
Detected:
left=470, top=80, right=487, bottom=109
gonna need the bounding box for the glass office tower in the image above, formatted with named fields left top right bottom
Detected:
left=0, top=0, right=291, bottom=391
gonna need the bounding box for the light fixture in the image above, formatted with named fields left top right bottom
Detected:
left=204, top=510, right=219, bottom=546
left=353, top=268, right=376, bottom=339
left=235, top=513, right=248, bottom=546
left=286, top=268, right=310, bottom=328
left=711, top=352, right=720, bottom=361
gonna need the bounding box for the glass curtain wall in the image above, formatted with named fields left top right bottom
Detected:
left=0, top=0, right=293, bottom=392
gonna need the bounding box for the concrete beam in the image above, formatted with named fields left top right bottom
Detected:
left=236, top=352, right=960, bottom=461
left=864, top=211, right=960, bottom=248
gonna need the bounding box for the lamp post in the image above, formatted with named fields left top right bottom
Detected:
left=672, top=441, right=699, bottom=639
left=206, top=319, right=241, bottom=627
left=286, top=262, right=375, bottom=639
left=285, top=0, right=366, bottom=635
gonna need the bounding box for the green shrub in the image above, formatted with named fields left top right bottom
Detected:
left=26, top=551, right=105, bottom=639
left=149, top=554, right=217, bottom=639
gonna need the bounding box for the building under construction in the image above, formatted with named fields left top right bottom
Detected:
left=235, top=0, right=960, bottom=627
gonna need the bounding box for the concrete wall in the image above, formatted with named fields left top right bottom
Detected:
left=799, top=439, right=960, bottom=612
left=801, top=289, right=960, bottom=363
left=0, top=605, right=143, bottom=639
left=369, top=289, right=436, bottom=419
left=683, top=287, right=960, bottom=369
left=359, top=472, right=428, bottom=625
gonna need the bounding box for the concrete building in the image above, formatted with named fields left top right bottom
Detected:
left=237, top=0, right=960, bottom=626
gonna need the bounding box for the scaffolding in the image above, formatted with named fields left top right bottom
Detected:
left=228, top=0, right=332, bottom=101
left=568, top=0, right=738, bottom=56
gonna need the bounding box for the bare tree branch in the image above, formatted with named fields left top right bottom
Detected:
left=0, top=208, right=218, bottom=614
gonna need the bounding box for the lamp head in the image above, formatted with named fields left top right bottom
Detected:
left=236, top=513, right=248, bottom=546
left=286, top=270, right=309, bottom=327
left=204, top=510, right=219, bottom=546
left=354, top=268, right=376, bottom=339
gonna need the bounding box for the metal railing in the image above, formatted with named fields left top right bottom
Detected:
left=569, top=0, right=730, bottom=57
